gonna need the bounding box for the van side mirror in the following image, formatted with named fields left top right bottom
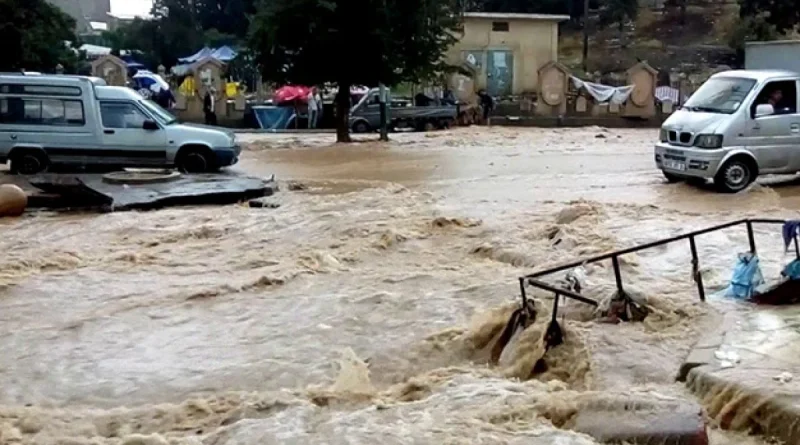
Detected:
left=143, top=120, right=159, bottom=130
left=755, top=104, right=775, bottom=118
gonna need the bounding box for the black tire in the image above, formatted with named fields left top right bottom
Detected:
left=9, top=149, right=49, bottom=175
left=714, top=158, right=756, bottom=193
left=662, top=170, right=683, bottom=183
left=176, top=147, right=216, bottom=173
left=352, top=121, right=370, bottom=134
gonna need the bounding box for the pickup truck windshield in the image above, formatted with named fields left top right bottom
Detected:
left=140, top=99, right=178, bottom=125
left=682, top=77, right=756, bottom=114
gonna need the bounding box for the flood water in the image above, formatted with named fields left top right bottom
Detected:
left=0, top=127, right=795, bottom=444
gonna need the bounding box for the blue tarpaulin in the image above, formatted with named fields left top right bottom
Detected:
left=724, top=252, right=765, bottom=299
left=253, top=106, right=295, bottom=130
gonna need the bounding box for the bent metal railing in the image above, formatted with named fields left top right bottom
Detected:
left=519, top=218, right=800, bottom=321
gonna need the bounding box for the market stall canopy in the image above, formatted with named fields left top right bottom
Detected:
left=178, top=46, right=238, bottom=64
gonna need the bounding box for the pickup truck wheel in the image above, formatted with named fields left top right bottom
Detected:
left=353, top=121, right=370, bottom=134
left=10, top=150, right=49, bottom=175
left=176, top=147, right=216, bottom=173
left=714, top=158, right=755, bottom=193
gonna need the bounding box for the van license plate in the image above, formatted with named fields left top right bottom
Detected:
left=664, top=160, right=686, bottom=171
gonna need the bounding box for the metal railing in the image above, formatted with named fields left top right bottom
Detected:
left=518, top=218, right=799, bottom=319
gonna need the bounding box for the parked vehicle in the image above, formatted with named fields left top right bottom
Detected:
left=349, top=88, right=458, bottom=133
left=0, top=74, right=240, bottom=175
left=655, top=69, right=800, bottom=193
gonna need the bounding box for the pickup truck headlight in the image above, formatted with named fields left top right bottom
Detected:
left=659, top=129, right=668, bottom=142
left=694, top=134, right=723, bottom=149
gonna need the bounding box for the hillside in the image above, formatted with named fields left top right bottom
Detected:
left=559, top=3, right=742, bottom=82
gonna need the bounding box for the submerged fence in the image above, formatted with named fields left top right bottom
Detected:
left=518, top=218, right=798, bottom=320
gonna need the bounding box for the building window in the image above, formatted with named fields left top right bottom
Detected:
left=492, top=21, right=510, bottom=32
left=0, top=98, right=85, bottom=126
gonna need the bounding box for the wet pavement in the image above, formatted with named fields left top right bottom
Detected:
left=0, top=127, right=797, bottom=445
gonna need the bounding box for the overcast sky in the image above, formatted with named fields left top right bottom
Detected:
left=110, top=0, right=152, bottom=17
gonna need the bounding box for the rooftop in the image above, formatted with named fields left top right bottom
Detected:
left=462, top=12, right=571, bottom=22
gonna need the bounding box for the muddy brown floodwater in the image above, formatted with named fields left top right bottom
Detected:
left=0, top=127, right=794, bottom=444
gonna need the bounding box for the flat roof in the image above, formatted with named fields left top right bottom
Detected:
left=744, top=40, right=800, bottom=47
left=463, top=12, right=571, bottom=22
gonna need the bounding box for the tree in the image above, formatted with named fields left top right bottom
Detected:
left=598, top=0, right=638, bottom=33
left=0, top=0, right=80, bottom=72
left=249, top=0, right=462, bottom=142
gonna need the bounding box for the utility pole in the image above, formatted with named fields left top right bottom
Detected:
left=582, top=0, right=590, bottom=73
left=379, top=83, right=389, bottom=142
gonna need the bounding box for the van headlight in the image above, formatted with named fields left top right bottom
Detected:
left=694, top=134, right=723, bottom=149
left=659, top=128, right=668, bottom=142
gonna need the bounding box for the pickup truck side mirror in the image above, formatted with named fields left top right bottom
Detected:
left=754, top=103, right=775, bottom=118
left=143, top=119, right=159, bottom=130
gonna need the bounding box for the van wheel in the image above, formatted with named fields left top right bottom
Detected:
left=10, top=150, right=49, bottom=175
left=662, top=170, right=683, bottom=183
left=176, top=147, right=216, bottom=173
left=714, top=158, right=755, bottom=193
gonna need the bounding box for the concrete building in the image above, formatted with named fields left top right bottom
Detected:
left=47, top=0, right=111, bottom=34
left=448, top=12, right=570, bottom=96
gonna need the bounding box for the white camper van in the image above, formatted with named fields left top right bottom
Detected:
left=0, top=74, right=240, bottom=174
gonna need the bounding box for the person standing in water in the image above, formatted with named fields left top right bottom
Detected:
left=477, top=89, right=494, bottom=125
left=203, top=87, right=217, bottom=126
left=307, top=87, right=319, bottom=129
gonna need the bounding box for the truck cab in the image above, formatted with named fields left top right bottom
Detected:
left=655, top=70, right=800, bottom=192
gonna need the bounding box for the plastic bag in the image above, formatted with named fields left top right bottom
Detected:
left=724, top=252, right=764, bottom=299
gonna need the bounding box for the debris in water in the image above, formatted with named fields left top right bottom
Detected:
left=773, top=372, right=793, bottom=383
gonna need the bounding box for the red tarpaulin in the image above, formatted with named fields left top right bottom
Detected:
left=274, top=85, right=311, bottom=104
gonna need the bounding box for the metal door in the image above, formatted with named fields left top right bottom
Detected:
left=487, top=50, right=513, bottom=97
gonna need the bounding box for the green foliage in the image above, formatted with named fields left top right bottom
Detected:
left=0, top=0, right=81, bottom=72
left=598, top=0, right=638, bottom=29
left=249, top=0, right=462, bottom=86
left=739, top=0, right=800, bottom=35
left=103, top=0, right=255, bottom=68
left=249, top=0, right=462, bottom=141
left=728, top=14, right=780, bottom=62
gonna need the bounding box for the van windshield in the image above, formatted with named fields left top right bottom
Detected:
left=140, top=99, right=178, bottom=125
left=682, top=77, right=756, bottom=114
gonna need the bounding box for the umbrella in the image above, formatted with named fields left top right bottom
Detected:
left=274, top=85, right=311, bottom=105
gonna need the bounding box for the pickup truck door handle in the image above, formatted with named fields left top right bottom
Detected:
left=792, top=123, right=800, bottom=133
left=752, top=124, right=760, bottom=131
left=104, top=129, right=115, bottom=134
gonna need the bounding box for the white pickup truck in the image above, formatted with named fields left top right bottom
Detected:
left=0, top=73, right=240, bottom=174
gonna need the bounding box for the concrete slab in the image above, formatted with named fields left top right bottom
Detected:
left=570, top=400, right=708, bottom=445
left=681, top=306, right=800, bottom=443
left=19, top=173, right=277, bottom=212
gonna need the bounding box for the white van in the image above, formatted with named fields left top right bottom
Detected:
left=655, top=70, right=800, bottom=193
left=0, top=74, right=240, bottom=174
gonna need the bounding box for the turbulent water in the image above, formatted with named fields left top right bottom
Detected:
left=0, top=127, right=795, bottom=444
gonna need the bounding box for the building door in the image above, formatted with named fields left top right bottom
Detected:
left=487, top=50, right=513, bottom=97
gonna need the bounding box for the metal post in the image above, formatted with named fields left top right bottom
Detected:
left=519, top=277, right=528, bottom=307
left=794, top=235, right=799, bottom=260
left=611, top=255, right=623, bottom=295
left=379, top=83, right=389, bottom=142
left=582, top=0, right=590, bottom=73
left=689, top=235, right=705, bottom=302
left=552, top=292, right=560, bottom=322
left=746, top=221, right=757, bottom=254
